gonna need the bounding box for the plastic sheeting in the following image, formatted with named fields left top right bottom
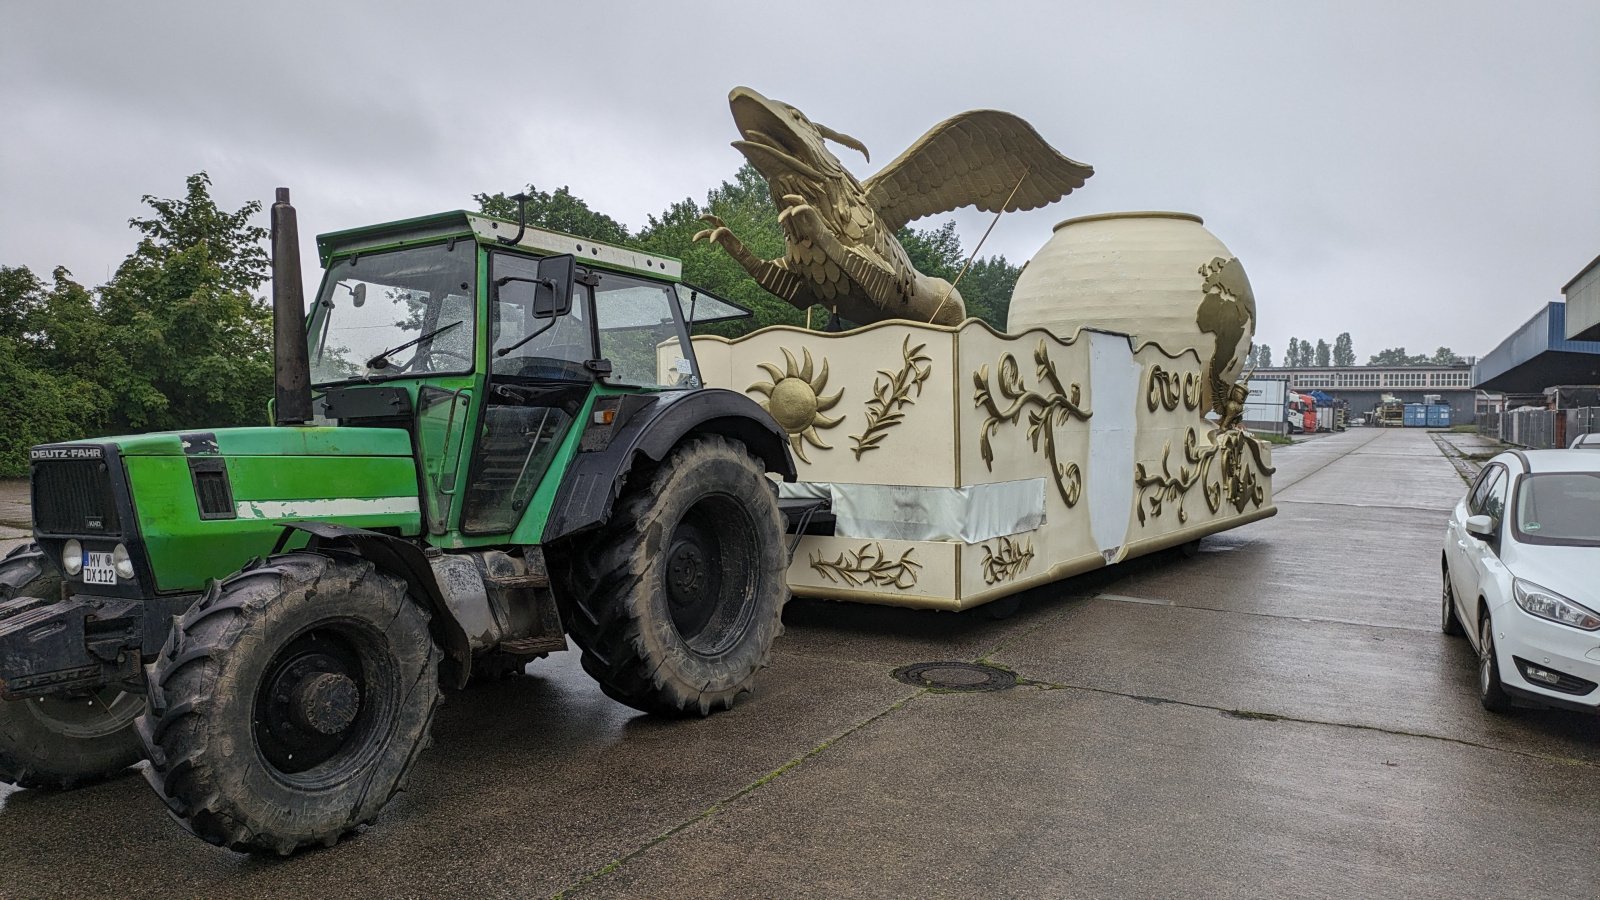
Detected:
left=777, top=479, right=1047, bottom=543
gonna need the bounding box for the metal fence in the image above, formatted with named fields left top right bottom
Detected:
left=1480, top=406, right=1600, bottom=449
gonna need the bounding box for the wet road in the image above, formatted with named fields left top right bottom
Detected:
left=3, top=429, right=1597, bottom=898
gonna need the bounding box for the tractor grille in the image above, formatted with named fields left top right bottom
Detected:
left=31, top=459, right=121, bottom=536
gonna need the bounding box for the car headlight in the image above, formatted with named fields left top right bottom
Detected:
left=1513, top=579, right=1600, bottom=631
left=112, top=543, right=135, bottom=580
left=62, top=539, right=83, bottom=575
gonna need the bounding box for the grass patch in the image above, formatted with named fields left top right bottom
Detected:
left=1448, top=424, right=1480, bottom=433
left=1249, top=431, right=1292, bottom=446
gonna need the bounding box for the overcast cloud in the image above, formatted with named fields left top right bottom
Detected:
left=3, top=0, right=1597, bottom=361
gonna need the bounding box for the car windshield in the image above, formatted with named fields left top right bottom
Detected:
left=309, top=243, right=477, bottom=385
left=1513, top=472, right=1600, bottom=545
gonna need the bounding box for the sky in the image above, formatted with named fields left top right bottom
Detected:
left=3, top=0, right=1597, bottom=362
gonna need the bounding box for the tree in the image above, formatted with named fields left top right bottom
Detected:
left=92, top=173, right=274, bottom=432
left=1333, top=332, right=1355, bottom=367
left=1431, top=346, right=1465, bottom=365
left=1284, top=338, right=1300, bottom=368
left=1298, top=341, right=1316, bottom=367
left=633, top=164, right=806, bottom=334
left=473, top=184, right=632, bottom=246
left=1315, top=339, right=1331, bottom=367
left=1253, top=344, right=1272, bottom=369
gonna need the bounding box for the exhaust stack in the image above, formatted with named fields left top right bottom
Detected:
left=270, top=187, right=314, bottom=426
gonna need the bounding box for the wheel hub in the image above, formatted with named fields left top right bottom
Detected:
left=668, top=542, right=706, bottom=597
left=661, top=493, right=758, bottom=654
left=254, top=629, right=368, bottom=775
left=290, top=672, right=361, bottom=736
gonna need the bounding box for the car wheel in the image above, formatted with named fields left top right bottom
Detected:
left=1440, top=565, right=1464, bottom=636
left=1477, top=613, right=1513, bottom=714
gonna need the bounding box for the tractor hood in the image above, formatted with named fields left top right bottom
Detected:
left=29, top=426, right=421, bottom=595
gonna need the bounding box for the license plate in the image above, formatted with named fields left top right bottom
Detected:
left=83, top=551, right=116, bottom=585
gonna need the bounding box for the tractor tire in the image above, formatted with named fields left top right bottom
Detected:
left=560, top=435, right=787, bottom=716
left=138, top=552, right=441, bottom=855
left=0, top=544, right=144, bottom=790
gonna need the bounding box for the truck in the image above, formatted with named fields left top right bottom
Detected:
left=0, top=192, right=802, bottom=855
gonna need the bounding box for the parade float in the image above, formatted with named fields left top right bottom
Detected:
left=688, top=87, right=1277, bottom=610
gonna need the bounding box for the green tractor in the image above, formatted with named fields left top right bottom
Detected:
left=0, top=190, right=801, bottom=854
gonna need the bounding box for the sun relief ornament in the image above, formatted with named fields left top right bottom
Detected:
left=748, top=347, right=843, bottom=463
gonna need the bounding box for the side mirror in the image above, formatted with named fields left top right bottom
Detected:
left=1465, top=514, right=1495, bottom=538
left=494, top=254, right=575, bottom=319
left=351, top=283, right=367, bottom=308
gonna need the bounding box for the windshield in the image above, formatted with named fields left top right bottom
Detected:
left=1513, top=472, right=1600, bottom=545
left=310, top=243, right=477, bottom=385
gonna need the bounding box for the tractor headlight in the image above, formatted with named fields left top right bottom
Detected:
left=62, top=539, right=83, bottom=575
left=1514, top=579, right=1600, bottom=631
left=112, top=543, right=135, bottom=580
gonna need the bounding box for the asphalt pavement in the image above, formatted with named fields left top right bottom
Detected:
left=2, top=429, right=1597, bottom=899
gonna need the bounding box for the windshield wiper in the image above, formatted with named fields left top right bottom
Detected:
left=366, top=320, right=463, bottom=370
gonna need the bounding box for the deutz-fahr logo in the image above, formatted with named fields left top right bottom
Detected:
left=30, top=446, right=103, bottom=461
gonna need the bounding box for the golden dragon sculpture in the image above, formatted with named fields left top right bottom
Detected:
left=694, top=87, right=1094, bottom=327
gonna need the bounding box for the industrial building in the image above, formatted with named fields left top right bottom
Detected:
left=1250, top=363, right=1478, bottom=424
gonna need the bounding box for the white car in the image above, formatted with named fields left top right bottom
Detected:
left=1442, top=449, right=1600, bottom=713
left=1571, top=432, right=1600, bottom=449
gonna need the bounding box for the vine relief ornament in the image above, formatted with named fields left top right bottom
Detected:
left=1146, top=364, right=1202, bottom=413
left=747, top=347, right=843, bottom=464
left=973, top=339, right=1092, bottom=506
left=980, top=536, right=1036, bottom=585
left=1133, top=428, right=1275, bottom=525
left=809, top=543, right=921, bottom=590
left=851, top=336, right=933, bottom=459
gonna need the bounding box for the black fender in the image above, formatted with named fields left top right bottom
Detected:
left=272, top=522, right=470, bottom=679
left=542, top=387, right=795, bottom=542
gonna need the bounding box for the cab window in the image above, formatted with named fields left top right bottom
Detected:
left=490, top=252, right=593, bottom=381
left=592, top=271, right=694, bottom=388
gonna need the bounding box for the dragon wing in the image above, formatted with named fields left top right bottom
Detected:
left=862, top=110, right=1094, bottom=232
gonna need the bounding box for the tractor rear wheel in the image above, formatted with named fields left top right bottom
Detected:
left=561, top=435, right=788, bottom=716
left=0, top=544, right=144, bottom=790
left=138, top=553, right=441, bottom=854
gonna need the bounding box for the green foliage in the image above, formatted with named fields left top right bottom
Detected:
left=635, top=165, right=809, bottom=336
left=1314, top=339, right=1331, bottom=367
left=1252, top=344, right=1272, bottom=370
left=895, top=220, right=1019, bottom=329
left=1333, top=332, right=1355, bottom=367
left=1366, top=346, right=1462, bottom=366
left=473, top=185, right=631, bottom=246
left=1283, top=338, right=1300, bottom=368
left=0, top=173, right=272, bottom=474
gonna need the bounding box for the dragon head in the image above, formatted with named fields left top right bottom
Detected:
left=727, top=86, right=870, bottom=210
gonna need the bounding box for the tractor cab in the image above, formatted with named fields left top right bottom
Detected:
left=304, top=210, right=751, bottom=544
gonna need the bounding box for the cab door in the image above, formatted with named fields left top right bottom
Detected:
left=457, top=251, right=593, bottom=536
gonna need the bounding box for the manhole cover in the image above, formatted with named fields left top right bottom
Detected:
left=892, top=661, right=1017, bottom=692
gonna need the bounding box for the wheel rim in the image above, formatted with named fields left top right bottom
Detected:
left=252, top=621, right=396, bottom=785
left=1441, top=579, right=1453, bottom=626
left=1479, top=621, right=1495, bottom=694
left=22, top=688, right=142, bottom=739
left=663, top=492, right=759, bottom=655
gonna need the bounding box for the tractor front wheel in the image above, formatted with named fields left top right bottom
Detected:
left=561, top=435, right=788, bottom=716
left=138, top=553, right=441, bottom=855
left=0, top=544, right=144, bottom=790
